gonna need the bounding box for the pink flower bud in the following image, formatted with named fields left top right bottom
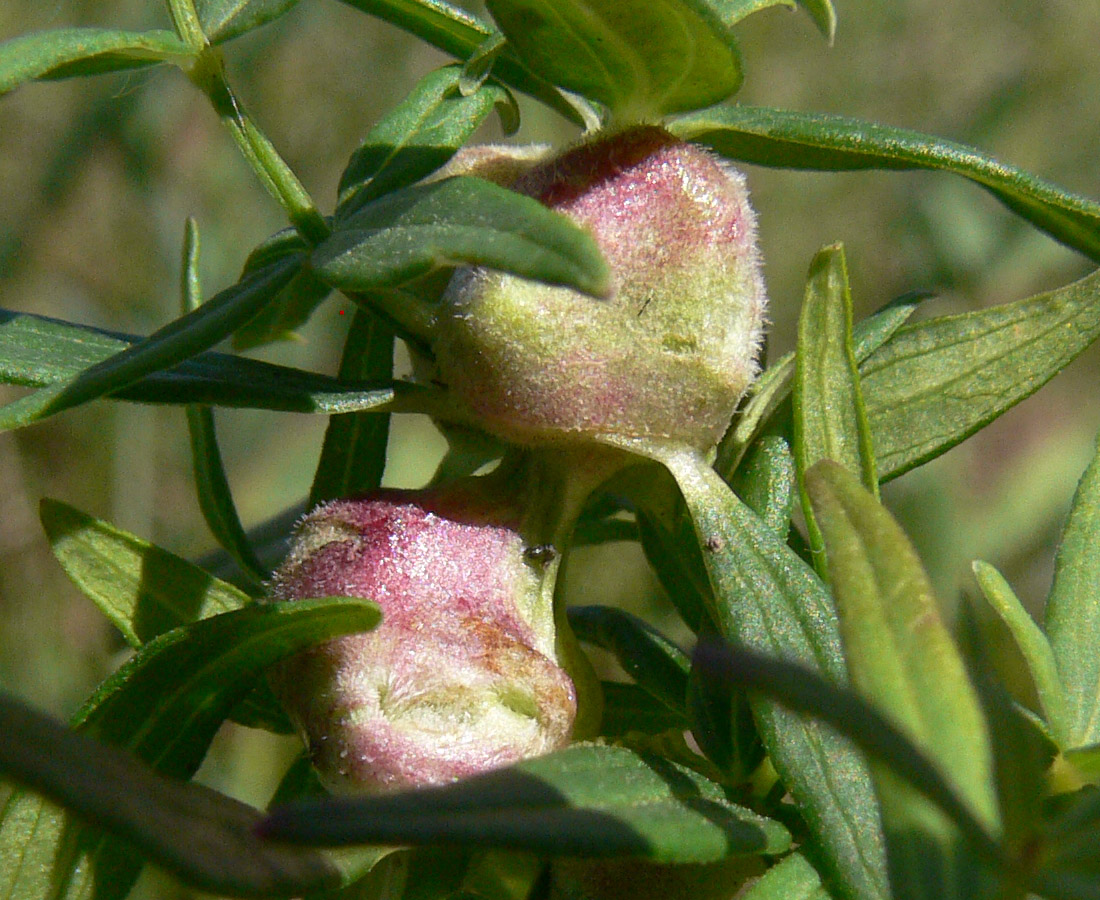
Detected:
left=267, top=487, right=576, bottom=792
left=434, top=126, right=767, bottom=451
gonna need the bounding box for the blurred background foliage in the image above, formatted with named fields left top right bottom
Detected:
left=0, top=1, right=1098, bottom=891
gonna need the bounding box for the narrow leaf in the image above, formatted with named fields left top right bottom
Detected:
left=719, top=291, right=925, bottom=479
left=41, top=497, right=249, bottom=647
left=314, top=176, right=611, bottom=298
left=310, top=307, right=395, bottom=506
left=693, top=641, right=1003, bottom=866
left=0, top=307, right=424, bottom=415
left=0, top=692, right=342, bottom=898
left=261, top=743, right=789, bottom=862
left=0, top=28, right=190, bottom=95
left=620, top=440, right=890, bottom=900
left=740, top=851, right=824, bottom=900
left=334, top=0, right=580, bottom=123
left=806, top=460, right=1000, bottom=897
left=794, top=244, right=879, bottom=572
left=972, top=560, right=1069, bottom=746
left=484, top=0, right=742, bottom=122
left=0, top=255, right=302, bottom=431
left=669, top=105, right=1100, bottom=262
left=712, top=0, right=835, bottom=42
left=1047, top=431, right=1100, bottom=749
left=337, top=65, right=513, bottom=220
left=599, top=682, right=690, bottom=739
left=568, top=605, right=690, bottom=714
left=0, top=598, right=380, bottom=899
left=196, top=0, right=302, bottom=44
left=231, top=267, right=332, bottom=350
left=725, top=434, right=796, bottom=538
left=187, top=406, right=268, bottom=586
left=861, top=268, right=1100, bottom=480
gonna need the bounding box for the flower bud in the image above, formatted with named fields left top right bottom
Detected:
left=266, top=485, right=576, bottom=792
left=434, top=125, right=767, bottom=452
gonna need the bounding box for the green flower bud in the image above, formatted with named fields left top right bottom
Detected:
left=267, top=486, right=575, bottom=792
left=434, top=125, right=767, bottom=452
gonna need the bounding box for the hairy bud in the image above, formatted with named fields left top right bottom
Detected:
left=434, top=125, right=767, bottom=451
left=267, top=486, right=576, bottom=792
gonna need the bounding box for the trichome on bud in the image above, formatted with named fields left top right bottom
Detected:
left=434, top=125, right=767, bottom=452
left=267, top=484, right=576, bottom=793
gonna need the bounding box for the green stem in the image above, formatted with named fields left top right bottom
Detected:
left=165, top=0, right=207, bottom=51
left=188, top=51, right=329, bottom=247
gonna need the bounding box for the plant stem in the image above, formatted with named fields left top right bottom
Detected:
left=188, top=51, right=330, bottom=247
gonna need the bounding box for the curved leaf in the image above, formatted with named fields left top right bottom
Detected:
left=861, top=268, right=1100, bottom=480
left=484, top=0, right=741, bottom=122
left=669, top=105, right=1100, bottom=262
left=314, top=176, right=611, bottom=297
left=337, top=65, right=513, bottom=221
left=618, top=440, right=890, bottom=900
left=0, top=307, right=425, bottom=415
left=712, top=0, right=835, bottom=42
left=0, top=255, right=302, bottom=432
left=1047, top=430, right=1100, bottom=749
left=40, top=498, right=249, bottom=647
left=0, top=597, right=380, bottom=899
left=0, top=28, right=190, bottom=95
left=794, top=245, right=878, bottom=573
left=261, top=743, right=789, bottom=863
left=334, top=0, right=580, bottom=123
left=0, top=693, right=341, bottom=899
left=806, top=461, right=999, bottom=898
left=196, top=0, right=302, bottom=44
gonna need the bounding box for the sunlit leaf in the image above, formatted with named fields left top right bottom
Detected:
left=337, top=64, right=513, bottom=220
left=670, top=105, right=1100, bottom=262
left=1047, top=430, right=1100, bottom=749
left=806, top=460, right=999, bottom=898
left=862, top=269, right=1100, bottom=480
left=0, top=28, right=190, bottom=95
left=484, top=0, right=742, bottom=122
left=972, top=560, right=1069, bottom=746
left=314, top=176, right=611, bottom=298
left=794, top=244, right=878, bottom=573
left=196, top=0, right=302, bottom=43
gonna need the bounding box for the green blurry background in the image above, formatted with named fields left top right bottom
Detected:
left=0, top=1, right=1097, bottom=892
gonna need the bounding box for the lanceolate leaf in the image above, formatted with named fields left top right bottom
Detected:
left=314, top=176, right=611, bottom=298
left=794, top=244, right=879, bottom=572
left=0, top=28, right=191, bottom=95
left=261, top=743, right=789, bottom=862
left=484, top=0, right=742, bottom=122
left=310, top=307, right=396, bottom=506
left=711, top=0, right=835, bottom=42
left=40, top=497, right=250, bottom=647
left=861, top=268, right=1100, bottom=480
left=620, top=440, right=889, bottom=900
left=0, top=255, right=302, bottom=432
left=669, top=106, right=1100, bottom=262
left=334, top=0, right=580, bottom=123
left=739, top=851, right=825, bottom=900
left=806, top=461, right=999, bottom=898
left=337, top=65, right=513, bottom=220
left=972, top=560, right=1069, bottom=746
left=196, top=0, right=302, bottom=44
left=0, top=692, right=342, bottom=898
left=1046, top=431, right=1100, bottom=749
left=0, top=598, right=381, bottom=900
left=0, top=308, right=423, bottom=415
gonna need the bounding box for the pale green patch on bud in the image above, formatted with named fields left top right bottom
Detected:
left=266, top=486, right=576, bottom=793
left=434, top=126, right=767, bottom=452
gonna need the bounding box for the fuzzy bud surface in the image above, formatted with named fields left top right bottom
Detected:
left=267, top=487, right=575, bottom=792
left=434, top=125, right=767, bottom=451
